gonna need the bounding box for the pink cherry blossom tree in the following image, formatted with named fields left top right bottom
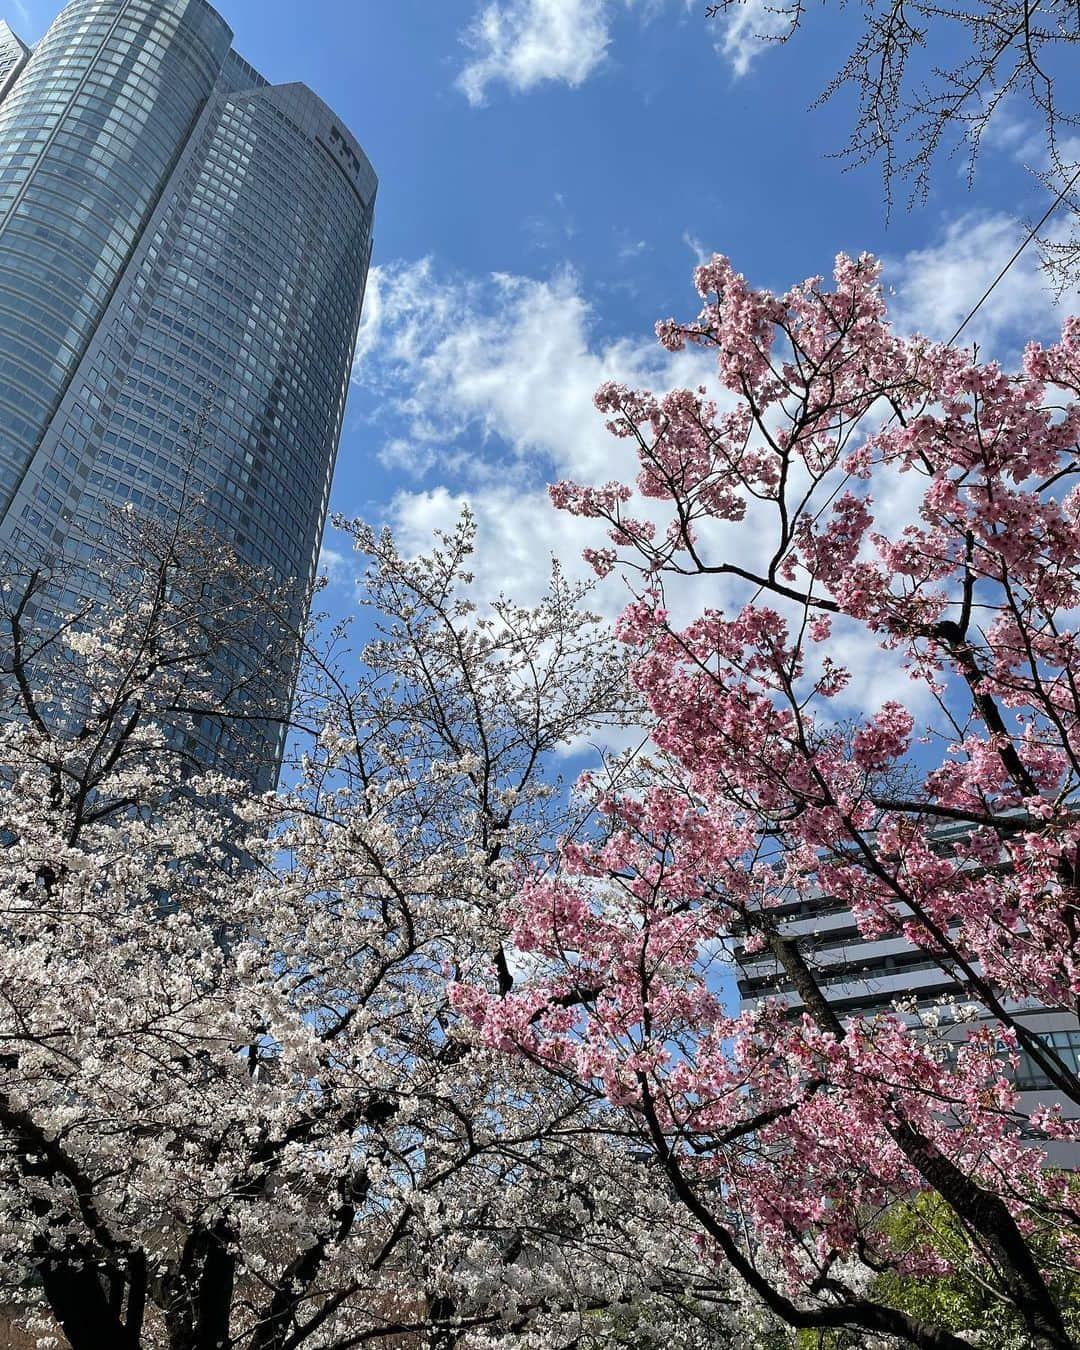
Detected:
left=456, top=255, right=1080, bottom=1349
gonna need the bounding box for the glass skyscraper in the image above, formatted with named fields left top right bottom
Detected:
left=0, top=0, right=376, bottom=785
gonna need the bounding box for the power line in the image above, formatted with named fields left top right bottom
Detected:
left=750, top=166, right=1080, bottom=604
left=947, top=162, right=1080, bottom=345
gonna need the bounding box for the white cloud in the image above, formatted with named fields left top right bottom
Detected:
left=387, top=483, right=610, bottom=608
left=454, top=0, right=681, bottom=103
left=351, top=256, right=715, bottom=490
left=351, top=266, right=384, bottom=370
left=457, top=0, right=613, bottom=105
left=978, top=102, right=1048, bottom=166
left=714, top=0, right=793, bottom=78
left=886, top=211, right=1065, bottom=356
left=349, top=257, right=911, bottom=722
left=355, top=218, right=1063, bottom=536
left=347, top=256, right=720, bottom=615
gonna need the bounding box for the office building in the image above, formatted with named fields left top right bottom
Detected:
left=735, top=821, right=1080, bottom=1164
left=0, top=0, right=376, bottom=785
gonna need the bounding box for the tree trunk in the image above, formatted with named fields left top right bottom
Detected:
left=35, top=1241, right=138, bottom=1350
left=165, top=1223, right=236, bottom=1350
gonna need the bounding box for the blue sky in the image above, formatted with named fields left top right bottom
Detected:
left=11, top=0, right=1076, bottom=613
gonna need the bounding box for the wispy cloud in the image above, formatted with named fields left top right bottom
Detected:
left=457, top=0, right=613, bottom=105
left=682, top=229, right=710, bottom=264
left=453, top=0, right=786, bottom=101
left=713, top=0, right=792, bottom=78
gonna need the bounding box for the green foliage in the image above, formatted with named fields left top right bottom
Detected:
left=871, top=1192, right=1080, bottom=1349
left=743, top=1193, right=1080, bottom=1350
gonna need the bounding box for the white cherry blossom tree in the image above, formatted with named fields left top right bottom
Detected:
left=0, top=512, right=747, bottom=1350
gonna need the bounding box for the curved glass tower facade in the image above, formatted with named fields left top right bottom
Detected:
left=0, top=0, right=377, bottom=785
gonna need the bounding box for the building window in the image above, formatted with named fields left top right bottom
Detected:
left=1015, top=1030, right=1080, bottom=1091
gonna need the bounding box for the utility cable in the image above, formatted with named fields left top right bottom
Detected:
left=947, top=161, right=1080, bottom=344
